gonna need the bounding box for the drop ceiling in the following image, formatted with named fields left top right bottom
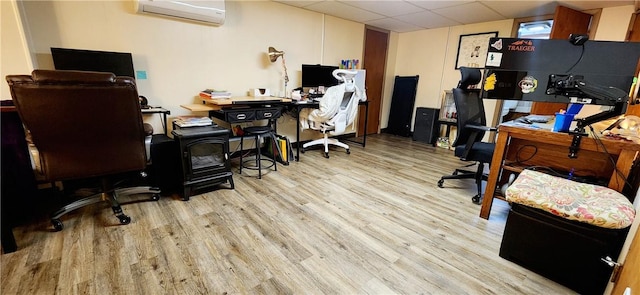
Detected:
left=274, top=0, right=638, bottom=33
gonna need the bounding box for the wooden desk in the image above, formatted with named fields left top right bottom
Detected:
left=480, top=121, right=640, bottom=220
left=181, top=96, right=292, bottom=132
left=182, top=96, right=292, bottom=111
left=1, top=104, right=38, bottom=253
left=141, top=106, right=170, bottom=135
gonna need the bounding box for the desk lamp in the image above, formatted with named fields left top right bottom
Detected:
left=268, top=46, right=289, bottom=97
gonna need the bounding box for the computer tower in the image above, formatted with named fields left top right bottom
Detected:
left=412, top=107, right=439, bottom=144
left=149, top=134, right=182, bottom=194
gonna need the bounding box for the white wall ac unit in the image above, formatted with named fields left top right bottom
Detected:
left=137, top=0, right=225, bottom=26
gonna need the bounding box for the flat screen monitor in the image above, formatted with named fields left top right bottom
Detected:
left=301, top=64, right=339, bottom=88
left=481, top=38, right=640, bottom=106
left=51, top=47, right=136, bottom=79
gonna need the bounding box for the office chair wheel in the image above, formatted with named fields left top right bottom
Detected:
left=118, top=214, right=132, bottom=225
left=151, top=194, right=160, bottom=201
left=324, top=152, right=329, bottom=158
left=437, top=179, right=445, bottom=188
left=346, top=149, right=350, bottom=154
left=52, top=219, right=64, bottom=231
left=472, top=195, right=482, bottom=204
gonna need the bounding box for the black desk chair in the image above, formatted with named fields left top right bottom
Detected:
left=7, top=70, right=161, bottom=231
left=437, top=67, right=496, bottom=204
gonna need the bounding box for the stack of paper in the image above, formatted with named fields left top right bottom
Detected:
left=199, top=89, right=232, bottom=99
left=173, top=116, right=213, bottom=128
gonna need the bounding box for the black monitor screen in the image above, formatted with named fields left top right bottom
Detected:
left=51, top=47, right=135, bottom=79
left=302, top=64, right=339, bottom=88
left=481, top=38, right=640, bottom=106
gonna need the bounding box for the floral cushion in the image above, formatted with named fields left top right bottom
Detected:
left=505, top=169, right=635, bottom=229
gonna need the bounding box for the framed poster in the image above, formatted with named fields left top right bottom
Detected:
left=455, top=31, right=498, bottom=69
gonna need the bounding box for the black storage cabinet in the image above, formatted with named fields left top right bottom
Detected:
left=499, top=203, right=629, bottom=295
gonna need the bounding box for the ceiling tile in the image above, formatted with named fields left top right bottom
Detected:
left=401, top=10, right=461, bottom=28
left=272, top=0, right=324, bottom=8
left=272, top=0, right=638, bottom=33
left=365, top=17, right=423, bottom=33
left=408, top=0, right=474, bottom=10
left=556, top=0, right=635, bottom=11
left=432, top=2, right=505, bottom=24
left=481, top=1, right=558, bottom=18
left=340, top=0, right=425, bottom=17
left=304, top=1, right=386, bottom=22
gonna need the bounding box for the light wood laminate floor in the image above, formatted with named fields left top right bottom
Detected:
left=1, top=133, right=574, bottom=294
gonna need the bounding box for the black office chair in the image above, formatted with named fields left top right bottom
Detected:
left=7, top=70, right=161, bottom=231
left=437, top=67, right=496, bottom=204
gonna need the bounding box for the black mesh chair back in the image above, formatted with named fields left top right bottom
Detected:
left=438, top=67, right=496, bottom=204
left=452, top=67, right=485, bottom=148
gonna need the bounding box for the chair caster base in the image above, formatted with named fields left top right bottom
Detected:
left=52, top=219, right=64, bottom=231
left=437, top=179, right=444, bottom=188
left=472, top=195, right=482, bottom=204
left=324, top=152, right=329, bottom=158
left=151, top=194, right=160, bottom=201
left=117, top=214, right=131, bottom=225
left=346, top=149, right=350, bottom=154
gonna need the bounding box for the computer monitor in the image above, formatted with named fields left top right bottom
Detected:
left=301, top=64, right=339, bottom=88
left=481, top=38, right=640, bottom=106
left=51, top=47, right=136, bottom=79
left=481, top=37, right=640, bottom=132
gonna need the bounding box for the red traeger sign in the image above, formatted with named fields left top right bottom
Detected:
left=507, top=40, right=536, bottom=52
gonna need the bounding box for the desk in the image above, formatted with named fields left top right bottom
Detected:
left=1, top=104, right=38, bottom=253
left=292, top=100, right=369, bottom=161
left=181, top=96, right=292, bottom=134
left=182, top=97, right=290, bottom=120
left=141, top=107, right=170, bottom=135
left=480, top=121, right=640, bottom=219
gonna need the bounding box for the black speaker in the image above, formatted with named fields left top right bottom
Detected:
left=412, top=107, right=439, bottom=144
left=149, top=134, right=182, bottom=194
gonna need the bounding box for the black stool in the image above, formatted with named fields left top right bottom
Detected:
left=239, top=126, right=277, bottom=179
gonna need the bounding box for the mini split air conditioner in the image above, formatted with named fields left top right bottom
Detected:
left=136, top=0, right=225, bottom=26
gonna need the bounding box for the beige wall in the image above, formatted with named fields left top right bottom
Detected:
left=393, top=19, right=514, bottom=131
left=594, top=5, right=636, bottom=41
left=391, top=5, right=635, bottom=133
left=1, top=0, right=34, bottom=100
left=8, top=0, right=363, bottom=141
left=3, top=1, right=636, bottom=138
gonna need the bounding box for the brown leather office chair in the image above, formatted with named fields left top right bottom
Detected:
left=7, top=70, right=160, bottom=231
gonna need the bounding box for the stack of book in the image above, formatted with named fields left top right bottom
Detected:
left=199, top=89, right=232, bottom=99
left=173, top=116, right=213, bottom=128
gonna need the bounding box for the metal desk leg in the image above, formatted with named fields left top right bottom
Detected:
left=362, top=101, right=368, bottom=147
left=163, top=112, right=168, bottom=135
left=296, top=105, right=301, bottom=161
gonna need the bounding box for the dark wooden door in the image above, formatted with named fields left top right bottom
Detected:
left=360, top=27, right=388, bottom=135
left=626, top=13, right=640, bottom=117
left=610, top=225, right=640, bottom=295
left=530, top=5, right=592, bottom=115
left=628, top=11, right=640, bottom=41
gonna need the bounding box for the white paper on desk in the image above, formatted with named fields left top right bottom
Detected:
left=291, top=90, right=302, bottom=100
left=486, top=52, right=502, bottom=67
